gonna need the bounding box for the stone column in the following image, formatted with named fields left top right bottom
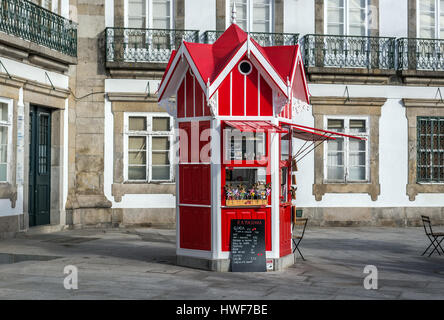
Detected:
left=66, top=0, right=112, bottom=227
left=314, top=0, right=325, bottom=68
left=175, top=0, right=185, bottom=29
left=216, top=0, right=226, bottom=31
left=274, top=0, right=283, bottom=34
left=407, top=0, right=417, bottom=69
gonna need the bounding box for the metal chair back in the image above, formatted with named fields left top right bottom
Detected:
left=422, top=215, right=433, bottom=236
left=293, top=218, right=308, bottom=239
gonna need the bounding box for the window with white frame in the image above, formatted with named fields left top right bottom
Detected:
left=227, top=0, right=273, bottom=33
left=324, top=117, right=369, bottom=183
left=0, top=99, right=12, bottom=183
left=418, top=0, right=444, bottom=39
left=125, top=113, right=174, bottom=182
left=39, top=0, right=59, bottom=13
left=325, top=0, right=368, bottom=36
left=126, top=0, right=172, bottom=29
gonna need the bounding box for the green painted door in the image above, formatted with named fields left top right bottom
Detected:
left=29, top=106, right=51, bottom=227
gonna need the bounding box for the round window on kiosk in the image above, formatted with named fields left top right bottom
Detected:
left=238, top=60, right=252, bottom=75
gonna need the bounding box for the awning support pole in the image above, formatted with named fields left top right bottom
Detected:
left=295, top=133, right=333, bottom=164
left=294, top=140, right=309, bottom=158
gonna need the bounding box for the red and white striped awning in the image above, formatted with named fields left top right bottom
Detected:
left=224, top=120, right=287, bottom=133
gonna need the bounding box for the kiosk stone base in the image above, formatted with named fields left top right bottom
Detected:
left=177, top=253, right=297, bottom=272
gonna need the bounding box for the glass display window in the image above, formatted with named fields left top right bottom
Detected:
left=224, top=167, right=271, bottom=203
left=224, top=128, right=266, bottom=163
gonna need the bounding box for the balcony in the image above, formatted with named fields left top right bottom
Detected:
left=0, top=0, right=77, bottom=57
left=303, top=34, right=396, bottom=69
left=302, top=34, right=396, bottom=84
left=203, top=30, right=299, bottom=46
left=105, top=27, right=199, bottom=64
left=397, top=38, right=444, bottom=71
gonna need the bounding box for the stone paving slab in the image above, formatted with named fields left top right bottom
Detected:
left=0, top=226, right=443, bottom=299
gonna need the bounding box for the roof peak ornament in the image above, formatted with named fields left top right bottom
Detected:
left=231, top=1, right=237, bottom=24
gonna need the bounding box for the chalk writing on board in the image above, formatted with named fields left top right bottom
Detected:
left=230, top=219, right=266, bottom=272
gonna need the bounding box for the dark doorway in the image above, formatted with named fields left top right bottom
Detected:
left=29, top=105, right=51, bottom=227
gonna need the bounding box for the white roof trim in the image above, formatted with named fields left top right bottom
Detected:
left=157, top=44, right=185, bottom=101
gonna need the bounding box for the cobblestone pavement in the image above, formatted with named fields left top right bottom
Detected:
left=0, top=226, right=443, bottom=299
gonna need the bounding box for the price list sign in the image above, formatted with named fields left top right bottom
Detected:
left=230, top=219, right=266, bottom=272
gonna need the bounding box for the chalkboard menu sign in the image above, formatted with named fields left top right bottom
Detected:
left=230, top=219, right=266, bottom=272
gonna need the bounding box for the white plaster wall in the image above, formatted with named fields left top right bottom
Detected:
left=379, top=0, right=408, bottom=38
left=105, top=78, right=160, bottom=95
left=284, top=0, right=315, bottom=35
left=185, top=0, right=216, bottom=32
left=295, top=83, right=444, bottom=208
left=0, top=57, right=69, bottom=89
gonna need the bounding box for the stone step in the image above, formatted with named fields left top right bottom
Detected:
left=22, top=224, right=68, bottom=236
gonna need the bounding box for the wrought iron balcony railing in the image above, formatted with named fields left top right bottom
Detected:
left=105, top=27, right=199, bottom=63
left=303, top=34, right=396, bottom=70
left=397, top=38, right=444, bottom=71
left=0, top=0, right=77, bottom=57
left=203, top=30, right=299, bottom=46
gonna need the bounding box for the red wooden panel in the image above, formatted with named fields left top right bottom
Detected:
left=246, top=66, right=258, bottom=116
left=179, top=164, right=211, bottom=205
left=186, top=71, right=194, bottom=118
left=279, top=206, right=292, bottom=257
left=232, top=62, right=245, bottom=116
left=221, top=208, right=271, bottom=252
left=179, top=122, right=190, bottom=163
left=259, top=76, right=273, bottom=116
left=179, top=122, right=191, bottom=162
left=218, top=75, right=231, bottom=116
left=180, top=206, right=211, bottom=251
left=199, top=120, right=211, bottom=163
left=177, top=80, right=185, bottom=118
left=292, top=62, right=309, bottom=104
left=194, top=80, right=203, bottom=117
left=190, top=121, right=200, bottom=163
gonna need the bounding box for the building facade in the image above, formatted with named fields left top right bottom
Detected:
left=1, top=0, right=444, bottom=239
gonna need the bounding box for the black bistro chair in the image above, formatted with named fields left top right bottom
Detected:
left=292, top=218, right=308, bottom=261
left=421, top=215, right=444, bottom=257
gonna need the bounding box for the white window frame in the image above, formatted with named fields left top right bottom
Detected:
left=124, top=112, right=174, bottom=183
left=417, top=0, right=444, bottom=39
left=124, top=0, right=174, bottom=29
left=324, top=0, right=369, bottom=36
left=225, top=0, right=274, bottom=33
left=323, top=115, right=370, bottom=183
left=0, top=97, right=13, bottom=184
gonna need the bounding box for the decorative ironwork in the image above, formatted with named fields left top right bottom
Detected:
left=203, top=30, right=299, bottom=46
left=417, top=117, right=444, bottom=183
left=302, top=34, right=395, bottom=69
left=397, top=38, right=444, bottom=71
left=105, top=27, right=199, bottom=63
left=0, top=0, right=77, bottom=57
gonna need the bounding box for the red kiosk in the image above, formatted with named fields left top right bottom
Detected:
left=157, top=24, right=359, bottom=271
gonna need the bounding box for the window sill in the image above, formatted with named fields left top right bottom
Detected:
left=313, top=183, right=380, bottom=201
left=112, top=183, right=176, bottom=202
left=407, top=183, right=444, bottom=201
